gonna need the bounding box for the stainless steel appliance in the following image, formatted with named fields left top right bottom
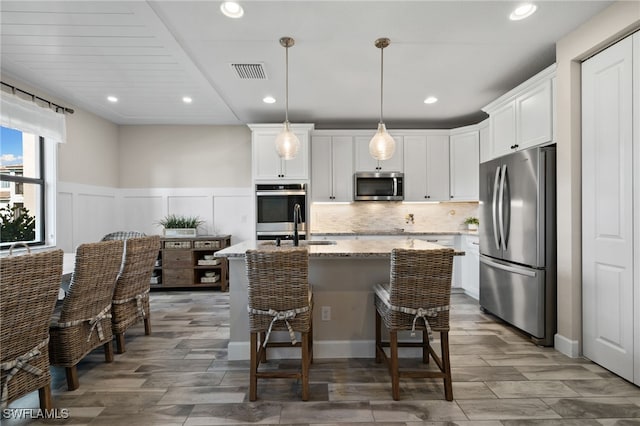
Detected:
left=256, top=183, right=307, bottom=240
left=479, top=146, right=556, bottom=346
left=354, top=171, right=403, bottom=201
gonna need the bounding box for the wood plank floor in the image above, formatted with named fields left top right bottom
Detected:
left=5, top=291, right=640, bottom=425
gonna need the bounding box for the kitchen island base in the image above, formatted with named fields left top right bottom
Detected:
left=221, top=239, right=461, bottom=361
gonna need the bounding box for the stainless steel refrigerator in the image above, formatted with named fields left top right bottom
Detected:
left=479, top=145, right=556, bottom=346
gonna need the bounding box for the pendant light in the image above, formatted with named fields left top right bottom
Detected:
left=275, top=36, right=300, bottom=160
left=369, top=37, right=396, bottom=161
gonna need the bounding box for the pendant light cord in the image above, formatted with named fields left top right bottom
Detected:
left=379, top=45, right=384, bottom=124
left=285, top=44, right=290, bottom=123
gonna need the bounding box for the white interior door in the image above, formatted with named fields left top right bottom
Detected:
left=633, top=31, right=640, bottom=386
left=582, top=35, right=634, bottom=381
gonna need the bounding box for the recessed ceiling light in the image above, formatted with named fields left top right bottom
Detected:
left=263, top=96, right=276, bottom=104
left=107, top=96, right=118, bottom=103
left=424, top=96, right=438, bottom=104
left=182, top=96, right=193, bottom=104
left=509, top=3, right=537, bottom=21
left=220, top=1, right=244, bottom=18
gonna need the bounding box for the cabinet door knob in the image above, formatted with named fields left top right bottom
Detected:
left=450, top=195, right=454, bottom=198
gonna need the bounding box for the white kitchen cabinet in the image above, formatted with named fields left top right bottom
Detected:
left=461, top=234, right=479, bottom=299
left=250, top=123, right=314, bottom=181
left=311, top=134, right=353, bottom=202
left=582, top=31, right=639, bottom=385
left=354, top=135, right=404, bottom=172
left=449, top=128, right=479, bottom=201
left=482, top=64, right=556, bottom=161
left=404, top=134, right=450, bottom=201
left=478, top=119, right=491, bottom=164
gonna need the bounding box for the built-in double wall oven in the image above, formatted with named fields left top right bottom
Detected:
left=255, top=183, right=307, bottom=241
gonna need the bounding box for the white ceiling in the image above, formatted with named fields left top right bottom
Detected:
left=0, top=0, right=613, bottom=129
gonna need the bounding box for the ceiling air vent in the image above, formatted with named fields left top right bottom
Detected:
left=230, top=63, right=267, bottom=80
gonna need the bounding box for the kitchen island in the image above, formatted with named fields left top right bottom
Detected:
left=215, top=239, right=463, bottom=360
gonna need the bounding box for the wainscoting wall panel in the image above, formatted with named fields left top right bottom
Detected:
left=57, top=182, right=253, bottom=251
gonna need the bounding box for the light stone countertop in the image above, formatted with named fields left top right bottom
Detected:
left=310, top=230, right=479, bottom=236
left=215, top=238, right=465, bottom=258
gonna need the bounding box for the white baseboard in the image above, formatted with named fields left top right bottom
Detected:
left=228, top=340, right=376, bottom=361
left=554, top=333, right=581, bottom=358
left=228, top=339, right=435, bottom=361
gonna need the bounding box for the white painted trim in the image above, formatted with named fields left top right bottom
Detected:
left=554, top=333, right=580, bottom=358
left=227, top=339, right=437, bottom=361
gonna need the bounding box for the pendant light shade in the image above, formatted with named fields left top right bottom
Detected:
left=275, top=36, right=300, bottom=160
left=369, top=37, right=396, bottom=161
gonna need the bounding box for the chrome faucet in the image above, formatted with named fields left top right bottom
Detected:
left=293, top=203, right=301, bottom=246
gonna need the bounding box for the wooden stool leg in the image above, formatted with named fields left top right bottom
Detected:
left=422, top=329, right=430, bottom=364
left=65, top=366, right=79, bottom=391
left=441, top=331, right=453, bottom=401
left=390, top=331, right=400, bottom=401
left=250, top=332, right=258, bottom=401
left=301, top=331, right=310, bottom=401
left=309, top=321, right=314, bottom=364
left=375, top=309, right=382, bottom=363
left=115, top=333, right=126, bottom=354
left=38, top=385, right=52, bottom=410
left=259, top=332, right=267, bottom=362
left=144, top=316, right=152, bottom=335
left=104, top=340, right=114, bottom=362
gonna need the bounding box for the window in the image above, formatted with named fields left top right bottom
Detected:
left=0, top=126, right=45, bottom=248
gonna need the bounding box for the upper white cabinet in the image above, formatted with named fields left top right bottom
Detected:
left=482, top=64, right=556, bottom=161
left=250, top=123, right=314, bottom=181
left=449, top=127, right=479, bottom=201
left=478, top=119, right=491, bottom=163
left=311, top=134, right=353, bottom=202
left=354, top=135, right=404, bottom=172
left=404, top=134, right=450, bottom=201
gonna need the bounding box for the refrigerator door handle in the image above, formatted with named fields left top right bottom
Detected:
left=498, top=164, right=507, bottom=250
left=492, top=166, right=501, bottom=250
left=480, top=255, right=537, bottom=277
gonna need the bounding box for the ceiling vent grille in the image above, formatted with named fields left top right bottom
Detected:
left=230, top=63, right=267, bottom=79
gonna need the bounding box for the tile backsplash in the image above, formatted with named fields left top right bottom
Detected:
left=310, top=202, right=479, bottom=233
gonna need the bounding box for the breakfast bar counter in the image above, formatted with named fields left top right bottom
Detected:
left=215, top=239, right=462, bottom=360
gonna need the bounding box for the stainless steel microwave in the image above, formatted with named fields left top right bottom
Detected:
left=353, top=172, right=404, bottom=201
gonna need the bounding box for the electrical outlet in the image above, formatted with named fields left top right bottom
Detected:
left=321, top=306, right=331, bottom=321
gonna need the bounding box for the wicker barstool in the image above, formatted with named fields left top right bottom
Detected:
left=49, top=240, right=124, bottom=391
left=245, top=247, right=313, bottom=401
left=101, top=231, right=146, bottom=241
left=111, top=235, right=160, bottom=354
left=0, top=249, right=63, bottom=410
left=374, top=248, right=455, bottom=401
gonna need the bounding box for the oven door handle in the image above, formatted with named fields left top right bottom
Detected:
left=256, top=191, right=307, bottom=196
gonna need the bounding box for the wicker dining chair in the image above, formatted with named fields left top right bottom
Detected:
left=0, top=249, right=63, bottom=410
left=101, top=231, right=146, bottom=241
left=111, top=235, right=160, bottom=354
left=245, top=247, right=313, bottom=401
left=374, top=248, right=455, bottom=401
left=49, top=240, right=124, bottom=391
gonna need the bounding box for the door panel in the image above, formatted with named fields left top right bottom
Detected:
left=480, top=255, right=545, bottom=338
left=502, top=148, right=543, bottom=267
left=479, top=158, right=502, bottom=259
left=582, top=35, right=634, bottom=382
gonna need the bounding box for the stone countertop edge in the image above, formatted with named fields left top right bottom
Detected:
left=310, top=230, right=479, bottom=236
left=215, top=239, right=466, bottom=258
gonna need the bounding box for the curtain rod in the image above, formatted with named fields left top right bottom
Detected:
left=1, top=81, right=74, bottom=114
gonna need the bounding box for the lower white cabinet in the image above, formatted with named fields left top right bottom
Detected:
left=461, top=234, right=479, bottom=299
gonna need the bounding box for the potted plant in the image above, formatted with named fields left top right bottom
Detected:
left=464, top=216, right=479, bottom=231
left=157, top=214, right=204, bottom=237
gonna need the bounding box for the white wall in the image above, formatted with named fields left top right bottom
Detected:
left=118, top=125, right=251, bottom=188
left=555, top=1, right=640, bottom=357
